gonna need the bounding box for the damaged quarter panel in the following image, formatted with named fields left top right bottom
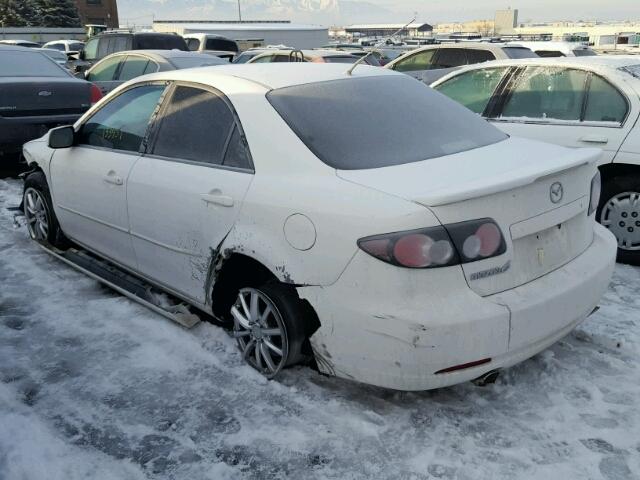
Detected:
left=224, top=89, right=443, bottom=287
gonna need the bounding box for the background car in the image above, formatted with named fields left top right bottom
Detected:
left=83, top=50, right=228, bottom=95
left=508, top=41, right=597, bottom=57
left=0, top=39, right=40, bottom=48
left=232, top=46, right=292, bottom=64
left=184, top=33, right=239, bottom=61
left=43, top=39, right=85, bottom=57
left=74, top=31, right=189, bottom=72
left=22, top=64, right=614, bottom=391
left=35, top=48, right=69, bottom=68
left=0, top=45, right=101, bottom=161
left=247, top=49, right=365, bottom=64
left=385, top=43, right=538, bottom=83
left=432, top=56, right=640, bottom=264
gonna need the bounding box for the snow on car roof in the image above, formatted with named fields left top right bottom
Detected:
left=144, top=63, right=398, bottom=90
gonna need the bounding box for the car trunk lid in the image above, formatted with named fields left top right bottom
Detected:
left=0, top=77, right=91, bottom=117
left=338, top=137, right=601, bottom=296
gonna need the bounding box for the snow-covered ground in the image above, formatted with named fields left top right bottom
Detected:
left=1, top=176, right=639, bottom=480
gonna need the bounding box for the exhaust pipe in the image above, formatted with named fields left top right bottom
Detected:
left=472, top=369, right=500, bottom=387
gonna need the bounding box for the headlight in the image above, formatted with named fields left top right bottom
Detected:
left=588, top=170, right=601, bottom=216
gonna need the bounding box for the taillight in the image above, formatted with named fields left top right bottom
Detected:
left=89, top=83, right=103, bottom=106
left=358, top=218, right=506, bottom=269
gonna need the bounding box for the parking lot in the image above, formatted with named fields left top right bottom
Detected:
left=1, top=175, right=639, bottom=479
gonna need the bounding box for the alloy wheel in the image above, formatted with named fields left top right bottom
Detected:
left=231, top=287, right=288, bottom=378
left=23, top=187, right=50, bottom=242
left=600, top=191, right=640, bottom=251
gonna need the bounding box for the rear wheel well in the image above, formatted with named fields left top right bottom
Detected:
left=599, top=163, right=640, bottom=183
left=210, top=253, right=321, bottom=353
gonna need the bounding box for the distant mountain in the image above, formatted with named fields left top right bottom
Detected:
left=118, top=0, right=396, bottom=26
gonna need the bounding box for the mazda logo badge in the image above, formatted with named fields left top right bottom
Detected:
left=550, top=182, right=564, bottom=204
left=38, top=91, right=52, bottom=97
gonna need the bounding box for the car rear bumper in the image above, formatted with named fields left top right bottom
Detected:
left=0, top=114, right=80, bottom=153
left=299, top=224, right=616, bottom=391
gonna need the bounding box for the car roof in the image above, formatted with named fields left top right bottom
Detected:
left=106, top=49, right=215, bottom=59
left=252, top=49, right=356, bottom=59
left=0, top=44, right=41, bottom=52
left=143, top=63, right=398, bottom=90
left=473, top=55, right=640, bottom=69
left=508, top=41, right=590, bottom=50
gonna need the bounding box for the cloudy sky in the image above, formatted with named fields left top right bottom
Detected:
left=118, top=0, right=640, bottom=26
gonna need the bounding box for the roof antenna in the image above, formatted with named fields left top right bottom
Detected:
left=346, top=13, right=417, bottom=76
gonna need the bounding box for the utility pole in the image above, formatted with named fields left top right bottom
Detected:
left=237, top=0, right=242, bottom=22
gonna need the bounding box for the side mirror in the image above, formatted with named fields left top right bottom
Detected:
left=48, top=126, right=75, bottom=149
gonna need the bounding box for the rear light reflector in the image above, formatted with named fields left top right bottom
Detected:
left=435, top=358, right=491, bottom=374
left=89, top=83, right=103, bottom=106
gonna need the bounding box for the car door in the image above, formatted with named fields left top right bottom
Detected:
left=491, top=66, right=636, bottom=163
left=85, top=55, right=124, bottom=95
left=50, top=83, right=167, bottom=268
left=127, top=83, right=254, bottom=303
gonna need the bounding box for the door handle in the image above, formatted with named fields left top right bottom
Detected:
left=201, top=192, right=234, bottom=207
left=579, top=135, right=609, bottom=144
left=103, top=170, right=123, bottom=186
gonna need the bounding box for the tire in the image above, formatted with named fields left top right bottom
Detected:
left=597, top=174, right=640, bottom=266
left=23, top=171, right=67, bottom=248
left=230, top=281, right=309, bottom=378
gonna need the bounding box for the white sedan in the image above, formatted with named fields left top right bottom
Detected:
left=432, top=56, right=640, bottom=265
left=21, top=64, right=615, bottom=391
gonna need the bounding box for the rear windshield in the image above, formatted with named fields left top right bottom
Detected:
left=573, top=49, right=597, bottom=57
left=170, top=56, right=228, bottom=69
left=267, top=75, right=507, bottom=170
left=135, top=35, right=188, bottom=51
left=503, top=47, right=538, bottom=59
left=205, top=38, right=239, bottom=52
left=0, top=51, right=67, bottom=77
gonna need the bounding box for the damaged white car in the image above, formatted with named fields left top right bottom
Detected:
left=22, top=64, right=616, bottom=391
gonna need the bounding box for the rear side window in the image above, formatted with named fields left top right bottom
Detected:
left=267, top=76, right=507, bottom=170
left=584, top=75, right=628, bottom=123
left=135, top=35, right=188, bottom=51
left=152, top=86, right=236, bottom=165
left=501, top=67, right=587, bottom=121
left=118, top=56, right=151, bottom=81
left=574, top=49, right=596, bottom=57
left=47, top=43, right=65, bottom=51
left=434, top=67, right=509, bottom=114
left=223, top=126, right=252, bottom=169
left=465, top=49, right=496, bottom=64
left=322, top=56, right=357, bottom=64
left=503, top=47, right=538, bottom=59
left=535, top=50, right=564, bottom=57
left=433, top=48, right=467, bottom=68
left=110, top=36, right=131, bottom=54
left=79, top=85, right=165, bottom=152
left=205, top=38, right=239, bottom=52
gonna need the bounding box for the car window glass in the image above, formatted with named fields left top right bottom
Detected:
left=501, top=67, right=587, bottom=121
left=503, top=47, right=538, bottom=59
left=118, top=56, right=150, bottom=81
left=223, top=126, right=252, bottom=169
left=205, top=38, right=238, bottom=52
left=143, top=61, right=159, bottom=74
left=69, top=42, right=84, bottom=51
left=78, top=84, right=165, bottom=152
left=273, top=54, right=292, bottom=62
left=584, top=75, right=627, bottom=124
left=393, top=49, right=437, bottom=72
left=47, top=43, right=65, bottom=51
left=152, top=86, right=235, bottom=165
left=0, top=51, right=66, bottom=77
left=84, top=38, right=99, bottom=60
left=435, top=67, right=508, bottom=114
left=111, top=36, right=129, bottom=54
left=97, top=37, right=110, bottom=59
left=535, top=50, right=564, bottom=57
left=465, top=49, right=496, bottom=64
left=86, top=56, right=122, bottom=82
left=433, top=48, right=468, bottom=68
left=252, top=54, right=275, bottom=63
left=187, top=38, right=200, bottom=51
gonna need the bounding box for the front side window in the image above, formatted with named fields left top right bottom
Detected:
left=434, top=67, right=509, bottom=114
left=252, top=54, right=275, bottom=63
left=84, top=38, right=99, bottom=60
left=501, top=67, right=588, bottom=121
left=118, top=56, right=151, bottom=81
left=267, top=76, right=507, bottom=170
left=46, top=43, right=65, bottom=51
left=86, top=55, right=122, bottom=82
left=152, top=86, right=237, bottom=165
left=584, top=75, right=628, bottom=124
left=78, top=84, right=165, bottom=152
left=393, top=49, right=436, bottom=72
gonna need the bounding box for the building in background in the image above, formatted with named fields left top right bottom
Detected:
left=494, top=8, right=518, bottom=35
left=433, top=20, right=495, bottom=36
left=344, top=23, right=433, bottom=39
left=152, top=20, right=328, bottom=49
left=512, top=21, right=640, bottom=49
left=74, top=0, right=119, bottom=28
